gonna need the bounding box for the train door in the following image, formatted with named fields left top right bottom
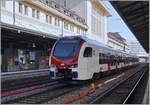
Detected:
left=99, top=52, right=108, bottom=73
left=83, top=47, right=93, bottom=78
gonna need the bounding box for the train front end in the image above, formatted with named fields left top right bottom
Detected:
left=49, top=36, right=84, bottom=82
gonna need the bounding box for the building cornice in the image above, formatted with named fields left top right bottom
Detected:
left=108, top=38, right=124, bottom=47
left=91, top=0, right=112, bottom=16
left=108, top=35, right=127, bottom=45
left=23, top=0, right=88, bottom=30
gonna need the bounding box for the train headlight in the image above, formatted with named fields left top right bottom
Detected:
left=50, top=64, right=56, bottom=72
left=71, top=64, right=78, bottom=68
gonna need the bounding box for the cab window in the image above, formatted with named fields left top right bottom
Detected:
left=83, top=47, right=92, bottom=57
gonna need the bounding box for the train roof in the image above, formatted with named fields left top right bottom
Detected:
left=62, top=35, right=137, bottom=57
left=62, top=35, right=110, bottom=49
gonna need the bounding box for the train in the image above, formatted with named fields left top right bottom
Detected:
left=49, top=36, right=139, bottom=83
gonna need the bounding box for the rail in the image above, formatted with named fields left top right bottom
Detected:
left=90, top=65, right=148, bottom=104
left=122, top=67, right=148, bottom=104
left=1, top=81, right=62, bottom=104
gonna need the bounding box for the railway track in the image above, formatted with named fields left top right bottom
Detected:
left=2, top=75, right=52, bottom=92
left=4, top=83, right=83, bottom=104
left=1, top=71, right=124, bottom=104
left=1, top=81, right=63, bottom=104
left=45, top=64, right=146, bottom=104
left=55, top=64, right=147, bottom=104
left=1, top=70, right=51, bottom=92
left=2, top=64, right=147, bottom=104
left=90, top=65, right=148, bottom=104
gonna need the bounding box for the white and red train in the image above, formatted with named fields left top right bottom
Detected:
left=49, top=36, right=138, bottom=83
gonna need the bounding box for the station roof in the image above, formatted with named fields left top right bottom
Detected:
left=1, top=22, right=57, bottom=49
left=110, top=1, right=149, bottom=53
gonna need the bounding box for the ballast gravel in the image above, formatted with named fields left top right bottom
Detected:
left=45, top=64, right=144, bottom=104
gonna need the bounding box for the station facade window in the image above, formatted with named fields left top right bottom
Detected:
left=1, top=0, right=6, bottom=8
left=64, top=21, right=69, bottom=30
left=19, top=3, right=23, bottom=13
left=81, top=29, right=84, bottom=34
left=45, top=14, right=49, bottom=22
left=70, top=24, right=74, bottom=32
left=77, top=27, right=80, bottom=34
left=32, top=9, right=35, bottom=17
left=49, top=16, right=52, bottom=24
left=36, top=10, right=40, bottom=19
left=45, top=14, right=52, bottom=24
left=55, top=17, right=60, bottom=26
left=24, top=5, right=28, bottom=16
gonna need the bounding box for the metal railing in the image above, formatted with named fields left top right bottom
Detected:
left=38, top=0, right=86, bottom=25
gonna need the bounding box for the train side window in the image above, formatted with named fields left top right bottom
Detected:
left=114, top=56, right=117, bottom=65
left=106, top=55, right=108, bottom=64
left=101, top=54, right=104, bottom=64
left=107, top=55, right=110, bottom=64
left=99, top=53, right=104, bottom=64
left=110, top=55, right=112, bottom=65
left=83, top=47, right=92, bottom=57
left=99, top=53, right=101, bottom=64
left=110, top=55, right=114, bottom=66
left=103, top=54, right=106, bottom=64
left=102, top=53, right=106, bottom=64
left=112, top=56, right=114, bottom=64
left=107, top=55, right=109, bottom=63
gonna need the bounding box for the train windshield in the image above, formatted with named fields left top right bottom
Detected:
left=53, top=39, right=80, bottom=59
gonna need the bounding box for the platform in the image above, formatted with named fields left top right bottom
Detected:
left=1, top=69, right=50, bottom=81
left=142, top=82, right=149, bottom=104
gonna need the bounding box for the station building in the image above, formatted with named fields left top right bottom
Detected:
left=1, top=0, right=111, bottom=72
left=52, top=0, right=111, bottom=44
left=1, top=0, right=87, bottom=72
left=107, top=32, right=130, bottom=53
